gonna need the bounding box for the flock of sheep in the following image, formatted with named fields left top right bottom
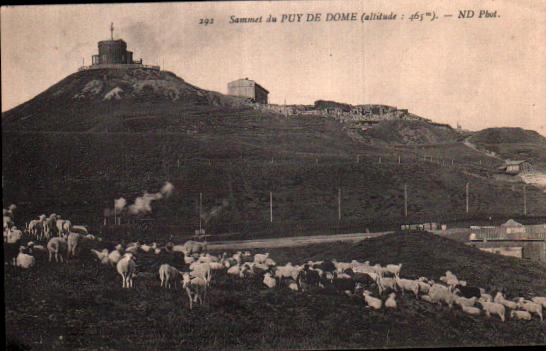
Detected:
left=4, top=205, right=546, bottom=321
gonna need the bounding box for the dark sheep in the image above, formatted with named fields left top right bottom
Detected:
left=455, top=285, right=481, bottom=299
left=316, top=260, right=336, bottom=273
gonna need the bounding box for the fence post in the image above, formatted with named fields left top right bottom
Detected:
left=270, top=191, right=273, bottom=223
left=338, top=187, right=342, bottom=222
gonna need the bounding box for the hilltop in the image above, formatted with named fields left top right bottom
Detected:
left=1, top=68, right=249, bottom=132
left=469, top=128, right=546, bottom=145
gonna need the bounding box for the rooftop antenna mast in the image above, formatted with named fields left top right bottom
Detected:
left=110, top=22, right=114, bottom=40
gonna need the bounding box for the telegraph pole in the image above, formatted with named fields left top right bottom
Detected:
left=523, top=184, right=527, bottom=216
left=404, top=184, right=408, bottom=218
left=338, top=187, right=342, bottom=222
left=199, top=193, right=203, bottom=232
left=466, top=182, right=470, bottom=214
left=270, top=191, right=273, bottom=223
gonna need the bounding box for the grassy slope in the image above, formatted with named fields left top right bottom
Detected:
left=4, top=128, right=546, bottom=241
left=5, top=232, right=546, bottom=350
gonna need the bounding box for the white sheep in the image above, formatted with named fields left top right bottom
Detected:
left=510, top=310, right=532, bottom=321
left=531, top=297, right=546, bottom=309
left=182, top=273, right=207, bottom=309
left=378, top=276, right=397, bottom=295
left=479, top=301, right=506, bottom=322
left=461, top=305, right=481, bottom=316
left=385, top=263, right=402, bottom=277
left=385, top=293, right=397, bottom=309
left=91, top=249, right=111, bottom=265
left=190, top=262, right=212, bottom=284
left=159, top=264, right=183, bottom=289
left=263, top=272, right=277, bottom=288
left=395, top=277, right=420, bottom=298
left=479, top=288, right=493, bottom=302
left=493, top=292, right=517, bottom=310
left=227, top=264, right=242, bottom=277
left=16, top=247, right=36, bottom=269
left=108, top=246, right=123, bottom=266
left=363, top=291, right=382, bottom=310
left=254, top=252, right=269, bottom=264
left=116, top=253, right=136, bottom=288
left=47, top=237, right=67, bottom=263
left=71, top=225, right=88, bottom=235
left=455, top=296, right=477, bottom=307
left=516, top=298, right=543, bottom=321
left=288, top=281, right=299, bottom=291
left=67, top=232, right=82, bottom=258
left=427, top=284, right=455, bottom=308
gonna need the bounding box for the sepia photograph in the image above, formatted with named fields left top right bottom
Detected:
left=2, top=0, right=546, bottom=349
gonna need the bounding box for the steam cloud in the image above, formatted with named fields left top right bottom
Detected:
left=201, top=199, right=229, bottom=224
left=126, top=181, right=175, bottom=215
left=114, top=198, right=127, bottom=211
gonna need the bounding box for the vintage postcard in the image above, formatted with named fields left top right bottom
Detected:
left=2, top=0, right=545, bottom=350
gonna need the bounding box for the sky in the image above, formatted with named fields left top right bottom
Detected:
left=1, top=0, right=545, bottom=134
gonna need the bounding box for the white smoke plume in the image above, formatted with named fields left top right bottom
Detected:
left=160, top=182, right=174, bottom=197
left=114, top=197, right=127, bottom=211
left=201, top=199, right=229, bottom=224
left=127, top=182, right=175, bottom=215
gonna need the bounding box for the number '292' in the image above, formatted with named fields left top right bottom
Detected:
left=199, top=18, right=214, bottom=25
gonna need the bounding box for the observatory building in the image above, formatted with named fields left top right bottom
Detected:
left=227, top=78, right=269, bottom=104
left=80, top=23, right=159, bottom=71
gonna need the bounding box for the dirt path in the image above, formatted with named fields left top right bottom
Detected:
left=207, top=231, right=392, bottom=250
left=463, top=136, right=503, bottom=160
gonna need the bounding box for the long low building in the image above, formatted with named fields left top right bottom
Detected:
left=227, top=78, right=269, bottom=104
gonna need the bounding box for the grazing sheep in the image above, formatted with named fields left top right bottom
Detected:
left=297, top=265, right=321, bottom=290
left=116, top=253, right=136, bottom=288
left=385, top=264, right=402, bottom=277
left=378, top=276, right=398, bottom=295
left=454, top=285, right=481, bottom=299
left=254, top=253, right=269, bottom=264
left=182, top=273, right=207, bottom=310
left=288, top=280, right=299, bottom=292
left=331, top=272, right=356, bottom=295
left=47, top=237, right=67, bottom=263
left=510, top=310, right=532, bottom=321
left=91, top=249, right=111, bottom=265
left=140, top=243, right=157, bottom=253
left=332, top=259, right=352, bottom=272
left=182, top=240, right=207, bottom=256
left=190, top=262, right=212, bottom=284
left=461, top=305, right=481, bottom=316
left=479, top=301, right=506, bottom=322
left=455, top=296, right=477, bottom=308
left=263, top=272, right=277, bottom=288
left=531, top=297, right=546, bottom=309
left=227, top=264, right=242, bottom=277
left=363, top=291, right=382, bottom=310
left=67, top=232, right=82, bottom=258
left=395, top=277, right=420, bottom=298
left=385, top=293, right=397, bottom=309
left=5, top=227, right=22, bottom=244
left=16, top=247, right=36, bottom=269
left=108, top=246, right=123, bottom=266
left=71, top=225, right=89, bottom=235
left=428, top=284, right=455, bottom=308
left=516, top=298, right=543, bottom=321
left=274, top=263, right=302, bottom=282
left=159, top=264, right=183, bottom=289
left=494, top=292, right=517, bottom=310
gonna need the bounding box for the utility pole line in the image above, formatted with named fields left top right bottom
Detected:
left=466, top=182, right=470, bottom=214
left=404, top=184, right=408, bottom=218
left=199, top=192, right=203, bottom=233
left=338, top=187, right=342, bottom=222
left=523, top=184, right=527, bottom=216
left=270, top=191, right=273, bottom=223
